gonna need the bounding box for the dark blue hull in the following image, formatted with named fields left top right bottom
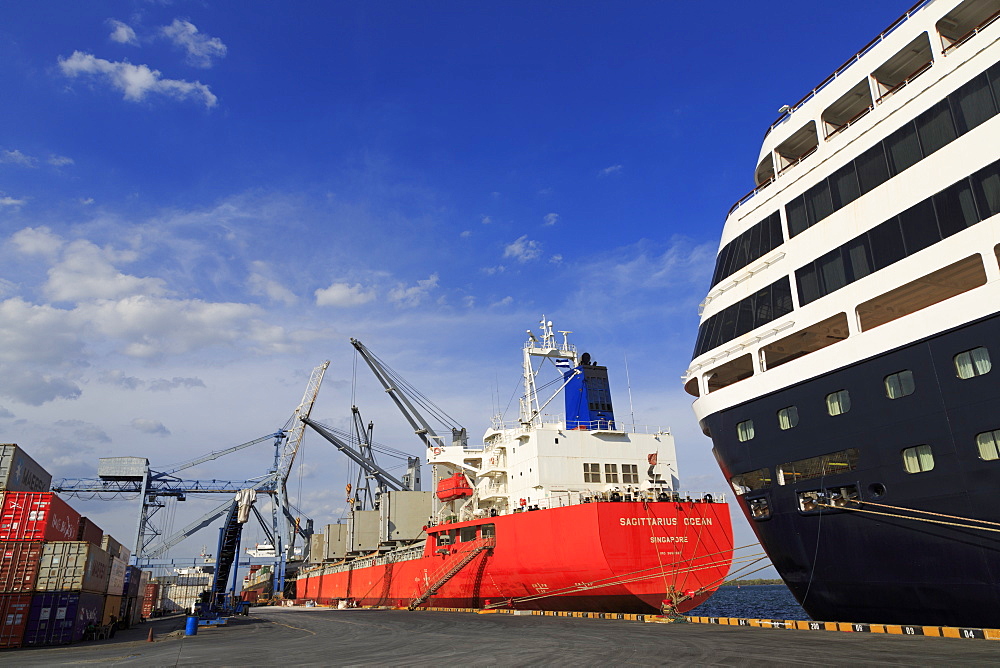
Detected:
left=706, top=312, right=1000, bottom=627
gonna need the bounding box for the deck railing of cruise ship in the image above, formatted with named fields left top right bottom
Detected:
left=941, top=8, right=1000, bottom=54
left=727, top=0, right=933, bottom=217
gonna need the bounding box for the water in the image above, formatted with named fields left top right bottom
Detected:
left=688, top=584, right=808, bottom=620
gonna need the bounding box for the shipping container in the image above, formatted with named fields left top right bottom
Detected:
left=106, top=557, right=126, bottom=595
left=141, top=582, right=159, bottom=617
left=126, top=594, right=141, bottom=626
left=0, top=593, right=32, bottom=648
left=102, top=595, right=122, bottom=626
left=97, top=457, right=147, bottom=480
left=100, top=534, right=122, bottom=560
left=24, top=592, right=103, bottom=646
left=0, top=444, right=52, bottom=493
left=76, top=517, right=103, bottom=546
left=36, top=542, right=110, bottom=593
left=0, top=493, right=81, bottom=542
left=137, top=569, right=150, bottom=596
left=156, top=574, right=211, bottom=613
left=0, top=541, right=43, bottom=592
left=123, top=565, right=142, bottom=598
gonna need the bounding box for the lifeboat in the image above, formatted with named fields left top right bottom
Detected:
left=436, top=472, right=474, bottom=502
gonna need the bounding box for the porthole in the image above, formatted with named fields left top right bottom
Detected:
left=736, top=419, right=755, bottom=442
left=777, top=406, right=799, bottom=430
left=825, top=389, right=851, bottom=416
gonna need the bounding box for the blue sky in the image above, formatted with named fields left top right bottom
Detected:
left=0, top=2, right=906, bottom=572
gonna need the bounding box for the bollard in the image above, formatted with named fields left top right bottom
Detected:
left=147, top=627, right=155, bottom=642
left=185, top=616, right=199, bottom=636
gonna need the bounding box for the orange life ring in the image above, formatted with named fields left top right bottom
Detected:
left=519, top=498, right=527, bottom=507
left=432, top=447, right=442, bottom=456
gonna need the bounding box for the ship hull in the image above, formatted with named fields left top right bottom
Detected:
left=708, top=311, right=1000, bottom=627
left=298, top=500, right=733, bottom=613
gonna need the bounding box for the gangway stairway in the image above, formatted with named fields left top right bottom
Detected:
left=408, top=538, right=495, bottom=610
left=209, top=502, right=243, bottom=612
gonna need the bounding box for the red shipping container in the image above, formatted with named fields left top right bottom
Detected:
left=0, top=541, right=43, bottom=592
left=0, top=593, right=32, bottom=648
left=76, top=517, right=103, bottom=546
left=0, top=493, right=80, bottom=542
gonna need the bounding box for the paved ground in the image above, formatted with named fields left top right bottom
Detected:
left=5, top=607, right=1000, bottom=666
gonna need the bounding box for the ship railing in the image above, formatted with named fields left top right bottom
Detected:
left=491, top=416, right=671, bottom=436
left=510, top=489, right=727, bottom=513
left=729, top=0, right=933, bottom=217
left=941, top=8, right=1000, bottom=55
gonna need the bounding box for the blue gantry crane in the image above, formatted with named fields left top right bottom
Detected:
left=52, top=361, right=330, bottom=607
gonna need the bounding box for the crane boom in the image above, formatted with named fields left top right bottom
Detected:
left=350, top=338, right=466, bottom=451
left=302, top=417, right=408, bottom=491
left=276, top=361, right=329, bottom=484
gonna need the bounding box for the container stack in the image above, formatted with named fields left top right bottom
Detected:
left=151, top=572, right=213, bottom=613
left=0, top=443, right=150, bottom=648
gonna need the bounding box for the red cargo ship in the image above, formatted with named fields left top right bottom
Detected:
left=297, top=319, right=734, bottom=613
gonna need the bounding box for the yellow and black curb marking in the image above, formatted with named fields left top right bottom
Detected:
left=684, top=616, right=1000, bottom=640
left=360, top=606, right=1000, bottom=640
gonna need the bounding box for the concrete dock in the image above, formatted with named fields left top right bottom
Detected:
left=6, top=607, right=1000, bottom=666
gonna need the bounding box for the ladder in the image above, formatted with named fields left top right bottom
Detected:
left=408, top=539, right=495, bottom=610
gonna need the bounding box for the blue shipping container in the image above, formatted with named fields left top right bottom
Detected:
left=24, top=592, right=103, bottom=645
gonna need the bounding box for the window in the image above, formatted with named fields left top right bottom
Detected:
left=584, top=463, right=601, bottom=483
left=694, top=276, right=794, bottom=357
left=709, top=211, right=784, bottom=288
left=777, top=406, right=799, bottom=430
left=459, top=526, right=478, bottom=542
left=481, top=523, right=496, bottom=538
left=902, top=444, right=934, bottom=473
left=622, top=464, right=639, bottom=484
left=950, top=73, right=997, bottom=134
left=973, top=162, right=1000, bottom=220
left=856, top=142, right=890, bottom=194
left=915, top=98, right=957, bottom=157
left=885, top=122, right=922, bottom=175
left=778, top=448, right=860, bottom=484
left=955, top=346, right=992, bottom=379
left=604, top=463, right=619, bottom=483
left=748, top=496, right=771, bottom=520
left=826, top=389, right=851, bottom=416
left=976, top=430, right=1000, bottom=461
left=737, top=419, right=755, bottom=442
left=730, top=468, right=772, bottom=495
left=884, top=370, right=915, bottom=399
left=934, top=179, right=979, bottom=238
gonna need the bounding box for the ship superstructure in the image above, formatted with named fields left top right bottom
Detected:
left=686, top=0, right=1000, bottom=627
left=297, top=319, right=733, bottom=613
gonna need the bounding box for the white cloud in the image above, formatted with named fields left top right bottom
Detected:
left=0, top=197, right=26, bottom=207
left=543, top=213, right=559, bottom=226
left=315, top=282, right=376, bottom=307
left=550, top=254, right=564, bottom=265
left=43, top=239, right=168, bottom=303
left=58, top=51, right=218, bottom=108
left=108, top=19, right=138, bottom=45
left=1, top=370, right=81, bottom=405
left=491, top=296, right=513, bottom=307
left=148, top=377, right=205, bottom=392
left=0, top=406, right=13, bottom=419
left=10, top=226, right=64, bottom=258
left=80, top=198, right=95, bottom=205
left=481, top=265, right=505, bottom=275
left=600, top=164, right=623, bottom=176
left=131, top=417, right=170, bottom=436
left=54, top=419, right=110, bottom=443
left=481, top=215, right=492, bottom=225
left=503, top=235, right=542, bottom=263
left=161, top=19, right=227, bottom=68
left=1, top=150, right=37, bottom=167
left=388, top=274, right=439, bottom=307
left=48, top=155, right=74, bottom=167
left=460, top=230, right=471, bottom=239
left=248, top=262, right=297, bottom=306
left=100, top=369, right=144, bottom=390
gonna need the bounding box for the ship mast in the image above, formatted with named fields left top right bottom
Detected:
left=519, top=316, right=578, bottom=427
